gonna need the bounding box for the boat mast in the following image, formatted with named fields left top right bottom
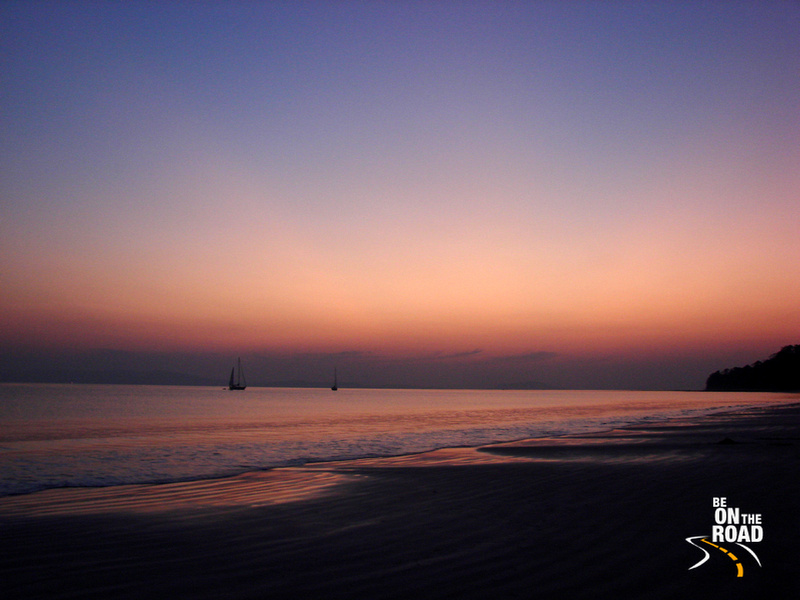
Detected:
left=238, top=357, right=246, bottom=387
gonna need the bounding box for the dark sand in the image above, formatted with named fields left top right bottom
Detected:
left=2, top=402, right=798, bottom=599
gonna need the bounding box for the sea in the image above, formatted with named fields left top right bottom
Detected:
left=0, top=384, right=795, bottom=497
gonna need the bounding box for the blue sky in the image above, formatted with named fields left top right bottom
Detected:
left=2, top=1, right=799, bottom=388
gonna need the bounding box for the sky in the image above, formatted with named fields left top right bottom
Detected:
left=1, top=1, right=798, bottom=389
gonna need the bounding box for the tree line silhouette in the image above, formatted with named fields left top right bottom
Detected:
left=705, top=345, right=800, bottom=391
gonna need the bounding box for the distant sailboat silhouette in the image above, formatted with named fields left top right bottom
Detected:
left=228, top=357, right=246, bottom=390
left=331, top=368, right=338, bottom=391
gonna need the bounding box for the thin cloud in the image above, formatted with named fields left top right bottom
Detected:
left=492, top=351, right=558, bottom=363
left=433, top=349, right=484, bottom=360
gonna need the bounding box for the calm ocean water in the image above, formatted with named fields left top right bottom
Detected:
left=0, top=384, right=794, bottom=497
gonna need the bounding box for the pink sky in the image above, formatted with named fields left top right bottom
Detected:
left=2, top=2, right=798, bottom=388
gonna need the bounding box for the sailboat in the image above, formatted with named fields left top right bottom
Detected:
left=331, top=367, right=338, bottom=391
left=228, top=357, right=247, bottom=390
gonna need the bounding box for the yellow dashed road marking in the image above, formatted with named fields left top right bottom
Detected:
left=701, top=538, right=744, bottom=577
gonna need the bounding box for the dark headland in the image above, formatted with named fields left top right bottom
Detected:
left=705, top=345, right=800, bottom=392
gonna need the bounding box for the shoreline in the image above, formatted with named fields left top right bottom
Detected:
left=2, top=394, right=796, bottom=500
left=2, top=402, right=799, bottom=598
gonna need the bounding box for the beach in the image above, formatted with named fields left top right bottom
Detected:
left=2, top=401, right=798, bottom=599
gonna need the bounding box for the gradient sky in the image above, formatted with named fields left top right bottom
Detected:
left=2, top=1, right=798, bottom=389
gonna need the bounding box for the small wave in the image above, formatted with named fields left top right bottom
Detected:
left=1, top=389, right=791, bottom=498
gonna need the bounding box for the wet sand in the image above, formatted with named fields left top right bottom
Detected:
left=2, top=402, right=798, bottom=599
